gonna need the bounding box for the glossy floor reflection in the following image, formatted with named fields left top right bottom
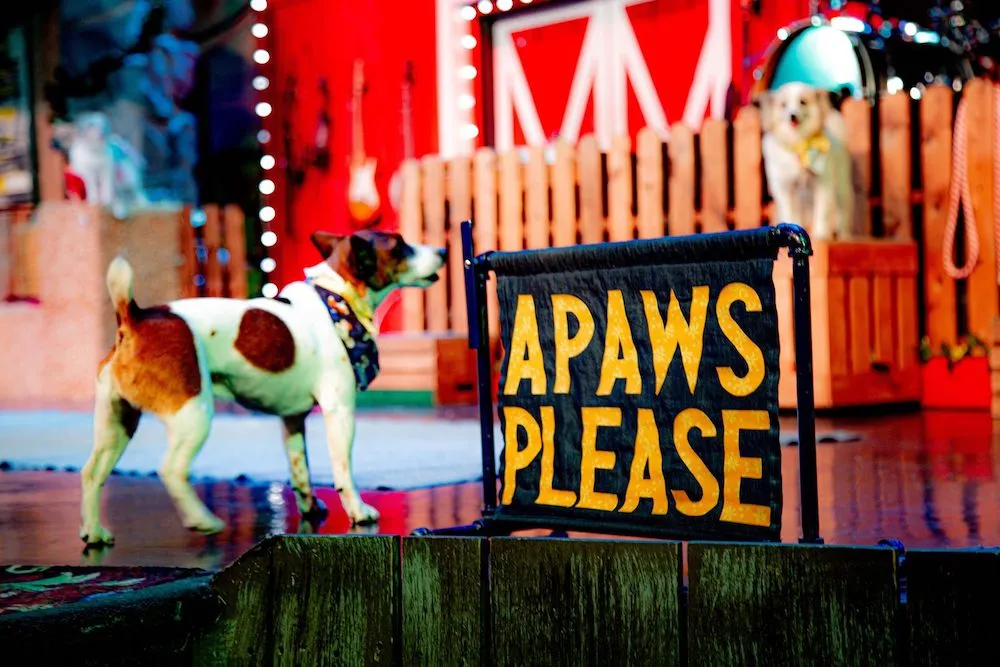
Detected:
left=0, top=411, right=997, bottom=570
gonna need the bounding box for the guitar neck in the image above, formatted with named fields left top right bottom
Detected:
left=401, top=90, right=414, bottom=160
left=352, top=92, right=365, bottom=162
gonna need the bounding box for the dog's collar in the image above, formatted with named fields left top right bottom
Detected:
left=304, top=271, right=377, bottom=337
left=309, top=282, right=380, bottom=391
left=793, top=134, right=831, bottom=174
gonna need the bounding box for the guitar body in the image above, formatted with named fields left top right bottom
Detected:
left=348, top=157, right=380, bottom=225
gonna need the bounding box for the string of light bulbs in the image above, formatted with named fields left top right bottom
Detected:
left=250, top=0, right=279, bottom=299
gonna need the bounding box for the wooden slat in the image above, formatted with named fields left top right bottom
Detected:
left=687, top=543, right=897, bottom=665
left=964, top=79, right=998, bottom=340
left=920, top=85, right=957, bottom=349
left=905, top=549, right=1000, bottom=666
left=202, top=539, right=273, bottom=665
left=733, top=105, right=763, bottom=230
left=498, top=150, right=523, bottom=251
left=491, top=538, right=681, bottom=666
left=524, top=145, right=550, bottom=249
left=551, top=138, right=576, bottom=246
left=607, top=133, right=633, bottom=241
left=447, top=156, right=471, bottom=334
left=474, top=148, right=500, bottom=338
left=842, top=98, right=872, bottom=237
left=879, top=92, right=912, bottom=239
left=848, top=276, right=871, bottom=374
left=179, top=207, right=197, bottom=298
left=667, top=122, right=696, bottom=236
left=577, top=134, right=603, bottom=244
left=896, top=275, right=918, bottom=370
left=826, top=240, right=918, bottom=274
left=828, top=276, right=850, bottom=378
left=399, top=159, right=425, bottom=332
left=402, top=537, right=484, bottom=666
left=635, top=127, right=664, bottom=239
left=269, top=536, right=398, bottom=665
left=367, top=373, right=436, bottom=392
left=223, top=205, right=247, bottom=299
left=422, top=156, right=448, bottom=332
left=700, top=118, right=729, bottom=233
left=872, top=275, right=894, bottom=365
left=0, top=210, right=10, bottom=300
left=203, top=205, right=223, bottom=297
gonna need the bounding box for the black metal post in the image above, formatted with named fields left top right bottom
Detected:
left=791, top=253, right=823, bottom=545
left=461, top=220, right=498, bottom=517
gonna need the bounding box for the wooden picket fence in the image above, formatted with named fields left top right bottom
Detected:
left=0, top=204, right=38, bottom=300
left=397, top=78, right=1000, bottom=354
left=178, top=204, right=248, bottom=299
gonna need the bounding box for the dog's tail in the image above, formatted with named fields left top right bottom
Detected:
left=106, top=256, right=135, bottom=322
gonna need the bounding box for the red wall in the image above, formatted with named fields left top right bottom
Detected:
left=262, top=1, right=440, bottom=298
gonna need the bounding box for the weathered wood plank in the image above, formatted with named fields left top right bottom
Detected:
left=577, top=134, right=604, bottom=244
left=636, top=127, right=664, bottom=239
left=490, top=538, right=680, bottom=666
left=399, top=159, right=425, bottom=332
left=842, top=98, right=872, bottom=237
left=700, top=118, right=729, bottom=233
left=607, top=133, right=634, bottom=241
left=964, top=79, right=998, bottom=339
left=551, top=138, right=577, bottom=246
left=269, top=536, right=399, bottom=666
left=447, top=156, right=472, bottom=334
left=667, top=122, right=696, bottom=236
left=687, top=543, right=897, bottom=666
left=402, top=537, right=484, bottom=666
left=524, top=144, right=550, bottom=249
left=919, top=85, right=956, bottom=348
left=880, top=92, right=912, bottom=239
left=474, top=148, right=500, bottom=338
left=733, top=105, right=763, bottom=230
left=905, top=549, right=1000, bottom=666
left=422, top=156, right=448, bottom=332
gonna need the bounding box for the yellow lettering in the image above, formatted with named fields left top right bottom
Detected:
left=716, top=283, right=765, bottom=397
left=551, top=294, right=595, bottom=394
left=671, top=408, right=720, bottom=517
left=503, top=294, right=547, bottom=395
left=621, top=409, right=668, bottom=515
left=500, top=407, right=543, bottom=505
left=720, top=410, right=772, bottom=527
left=578, top=407, right=620, bottom=511
left=641, top=287, right=708, bottom=394
left=537, top=406, right=577, bottom=507
left=596, top=290, right=641, bottom=396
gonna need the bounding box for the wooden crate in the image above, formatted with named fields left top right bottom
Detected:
left=775, top=240, right=921, bottom=409
left=369, top=332, right=477, bottom=405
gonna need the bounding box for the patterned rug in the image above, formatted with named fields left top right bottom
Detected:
left=0, top=565, right=203, bottom=615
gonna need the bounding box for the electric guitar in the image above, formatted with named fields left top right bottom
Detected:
left=347, top=59, right=380, bottom=228
left=388, top=60, right=415, bottom=213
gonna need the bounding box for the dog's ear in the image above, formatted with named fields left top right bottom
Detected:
left=756, top=91, right=775, bottom=132
left=349, top=233, right=377, bottom=282
left=815, top=88, right=833, bottom=119
left=310, top=231, right=344, bottom=259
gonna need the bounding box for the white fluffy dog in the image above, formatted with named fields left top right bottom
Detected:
left=760, top=82, right=855, bottom=241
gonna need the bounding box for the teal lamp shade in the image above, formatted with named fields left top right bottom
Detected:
left=769, top=26, right=864, bottom=98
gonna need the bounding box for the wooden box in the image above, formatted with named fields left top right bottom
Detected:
left=369, top=332, right=477, bottom=405
left=774, top=240, right=921, bottom=410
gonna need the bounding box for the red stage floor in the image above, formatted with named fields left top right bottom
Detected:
left=0, top=411, right=997, bottom=570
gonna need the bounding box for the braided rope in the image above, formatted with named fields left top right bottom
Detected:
left=942, top=82, right=1000, bottom=281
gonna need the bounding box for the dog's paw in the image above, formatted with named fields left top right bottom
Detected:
left=80, top=525, right=115, bottom=547
left=348, top=502, right=380, bottom=526
left=185, top=514, right=226, bottom=536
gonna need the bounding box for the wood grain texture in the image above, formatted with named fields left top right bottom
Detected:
left=700, top=118, right=729, bottom=233
left=473, top=149, right=500, bottom=338
left=635, top=127, right=664, bottom=239
left=490, top=538, right=680, bottom=666
left=498, top=149, right=524, bottom=251
left=905, top=549, right=1000, bottom=666
left=879, top=93, right=912, bottom=239
left=577, top=134, right=604, bottom=244
left=551, top=138, right=577, bottom=246
left=524, top=144, right=551, bottom=249
left=687, top=543, right=897, bottom=666
left=733, top=106, right=763, bottom=230
left=447, top=156, right=472, bottom=334
left=919, top=85, right=957, bottom=348
left=269, top=536, right=399, bottom=666
left=422, top=156, right=448, bottom=332
left=964, top=79, right=998, bottom=339
left=841, top=98, right=872, bottom=237
left=399, top=159, right=425, bottom=332
left=607, top=133, right=634, bottom=241
left=668, top=122, right=696, bottom=236
left=402, top=537, right=484, bottom=666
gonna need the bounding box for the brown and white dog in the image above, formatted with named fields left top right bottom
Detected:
left=80, top=230, right=446, bottom=546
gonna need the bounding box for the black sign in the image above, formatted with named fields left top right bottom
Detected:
left=495, top=257, right=782, bottom=541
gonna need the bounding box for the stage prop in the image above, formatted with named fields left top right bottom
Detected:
left=416, top=221, right=821, bottom=544
left=5, top=535, right=998, bottom=664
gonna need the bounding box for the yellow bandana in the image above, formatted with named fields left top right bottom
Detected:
left=794, top=134, right=831, bottom=173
